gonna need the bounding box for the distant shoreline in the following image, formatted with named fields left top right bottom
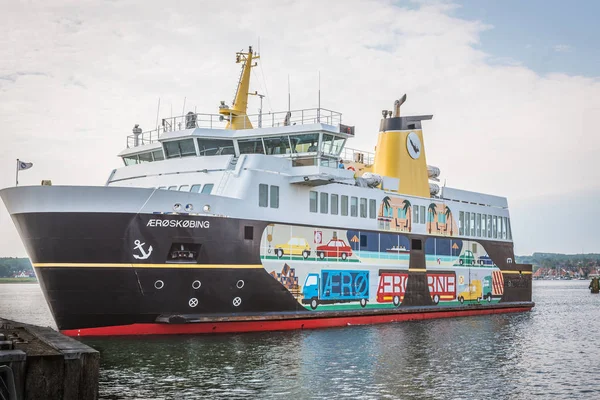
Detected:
left=0, top=278, right=37, bottom=284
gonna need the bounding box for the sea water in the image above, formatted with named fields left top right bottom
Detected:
left=1, top=281, right=598, bottom=399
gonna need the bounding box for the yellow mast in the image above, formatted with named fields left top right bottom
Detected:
left=219, top=46, right=259, bottom=130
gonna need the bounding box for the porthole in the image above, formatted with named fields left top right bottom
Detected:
left=233, top=297, right=242, bottom=307
left=154, top=280, right=164, bottom=290
left=236, top=280, right=244, bottom=289
left=189, top=298, right=198, bottom=307
left=185, top=203, right=194, bottom=212
left=192, top=280, right=202, bottom=289
left=173, top=203, right=182, bottom=211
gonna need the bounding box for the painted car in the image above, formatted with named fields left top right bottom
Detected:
left=316, top=239, right=353, bottom=260
left=458, top=279, right=482, bottom=303
left=457, top=250, right=475, bottom=266
left=477, top=255, right=495, bottom=266
left=274, top=237, right=311, bottom=259
left=302, top=270, right=369, bottom=309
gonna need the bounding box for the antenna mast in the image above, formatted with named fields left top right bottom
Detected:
left=317, top=71, right=321, bottom=122
left=249, top=91, right=265, bottom=128
left=218, top=46, right=260, bottom=129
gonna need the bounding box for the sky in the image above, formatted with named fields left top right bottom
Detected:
left=0, top=0, right=598, bottom=256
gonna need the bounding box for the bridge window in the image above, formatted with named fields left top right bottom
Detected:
left=264, top=136, right=291, bottom=155
left=270, top=185, right=279, bottom=209
left=507, top=218, right=512, bottom=240
left=331, top=194, right=339, bottom=215
left=289, top=133, right=320, bottom=153
left=201, top=184, right=214, bottom=194
left=341, top=195, right=348, bottom=216
left=164, top=139, right=196, bottom=158
left=138, top=152, right=153, bottom=163
left=259, top=184, right=268, bottom=207
left=309, top=191, right=318, bottom=212
left=179, top=185, right=190, bottom=191
left=238, top=138, right=265, bottom=155
left=197, top=138, right=235, bottom=156
left=152, top=150, right=165, bottom=161
left=492, top=216, right=498, bottom=239
left=487, top=215, right=492, bottom=237
left=168, top=186, right=177, bottom=191
left=476, top=213, right=481, bottom=237
left=190, top=184, right=202, bottom=193
left=320, top=192, right=329, bottom=214
left=470, top=213, right=475, bottom=236
left=321, top=134, right=345, bottom=156
left=459, top=211, right=464, bottom=235
left=123, top=156, right=138, bottom=166
left=351, top=197, right=358, bottom=217
left=123, top=150, right=165, bottom=165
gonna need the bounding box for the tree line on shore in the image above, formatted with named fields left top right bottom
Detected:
left=0, top=258, right=34, bottom=278
left=517, top=253, right=600, bottom=277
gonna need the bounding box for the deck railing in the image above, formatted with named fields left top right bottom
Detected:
left=340, top=147, right=375, bottom=165
left=126, top=108, right=342, bottom=148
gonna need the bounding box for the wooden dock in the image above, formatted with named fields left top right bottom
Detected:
left=0, top=318, right=99, bottom=400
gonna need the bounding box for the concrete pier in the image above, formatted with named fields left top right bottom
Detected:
left=0, top=318, right=99, bottom=400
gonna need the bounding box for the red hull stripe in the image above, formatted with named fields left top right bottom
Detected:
left=61, top=307, right=532, bottom=337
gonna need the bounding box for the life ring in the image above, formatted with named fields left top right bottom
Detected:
left=347, top=166, right=355, bottom=171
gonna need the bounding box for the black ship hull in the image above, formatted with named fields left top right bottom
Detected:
left=9, top=210, right=534, bottom=335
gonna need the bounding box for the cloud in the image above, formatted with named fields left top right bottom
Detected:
left=553, top=44, right=573, bottom=53
left=0, top=0, right=597, bottom=256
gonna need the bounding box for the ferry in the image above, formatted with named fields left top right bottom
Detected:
left=0, top=46, right=534, bottom=336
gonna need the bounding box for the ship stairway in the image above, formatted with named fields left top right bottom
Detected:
left=215, top=157, right=238, bottom=195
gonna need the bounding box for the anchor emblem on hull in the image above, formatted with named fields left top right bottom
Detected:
left=133, top=240, right=153, bottom=260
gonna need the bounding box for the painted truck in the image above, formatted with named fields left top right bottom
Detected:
left=377, top=270, right=409, bottom=306
left=427, top=271, right=457, bottom=304
left=377, top=270, right=457, bottom=306
left=457, top=271, right=504, bottom=303
left=302, top=270, right=369, bottom=310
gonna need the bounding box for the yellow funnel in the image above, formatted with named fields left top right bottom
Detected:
left=372, top=114, right=433, bottom=197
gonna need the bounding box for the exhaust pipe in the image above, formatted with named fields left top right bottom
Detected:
left=393, top=94, right=407, bottom=117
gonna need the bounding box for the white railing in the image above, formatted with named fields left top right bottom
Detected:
left=126, top=108, right=342, bottom=148
left=340, top=147, right=375, bottom=165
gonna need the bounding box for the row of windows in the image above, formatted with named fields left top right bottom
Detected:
left=310, top=191, right=377, bottom=219
left=459, top=211, right=512, bottom=240
left=239, top=133, right=345, bottom=157
left=123, top=150, right=165, bottom=166
left=381, top=203, right=428, bottom=225
left=258, top=184, right=280, bottom=208
left=156, top=183, right=214, bottom=194
left=124, top=132, right=347, bottom=165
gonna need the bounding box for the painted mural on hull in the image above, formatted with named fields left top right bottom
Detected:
left=377, top=197, right=459, bottom=237
left=260, top=224, right=503, bottom=310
